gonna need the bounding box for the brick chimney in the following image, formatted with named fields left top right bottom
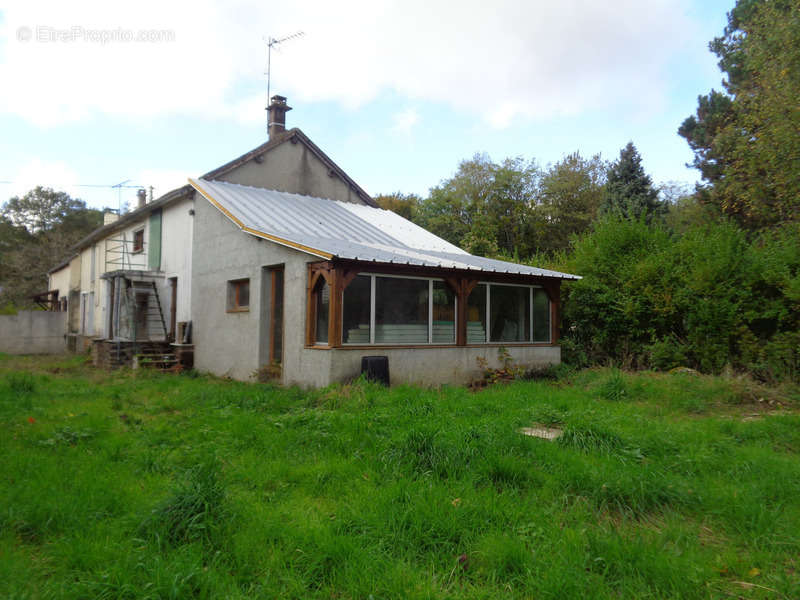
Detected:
left=103, top=209, right=119, bottom=226
left=267, top=95, right=292, bottom=140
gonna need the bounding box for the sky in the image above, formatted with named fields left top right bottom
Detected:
left=0, top=0, right=734, bottom=212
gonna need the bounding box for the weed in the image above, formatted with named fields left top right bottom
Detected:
left=599, top=368, right=627, bottom=401
left=140, top=460, right=226, bottom=546
left=6, top=372, right=35, bottom=395
left=38, top=426, right=95, bottom=447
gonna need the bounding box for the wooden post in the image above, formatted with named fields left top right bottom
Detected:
left=446, top=277, right=476, bottom=346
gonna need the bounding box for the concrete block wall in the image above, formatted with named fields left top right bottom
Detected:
left=0, top=311, right=67, bottom=354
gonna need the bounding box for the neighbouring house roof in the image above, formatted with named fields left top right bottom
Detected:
left=69, top=185, right=192, bottom=253
left=190, top=178, right=580, bottom=280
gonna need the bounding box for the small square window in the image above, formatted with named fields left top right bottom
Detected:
left=227, top=279, right=250, bottom=312
left=132, top=229, right=144, bottom=253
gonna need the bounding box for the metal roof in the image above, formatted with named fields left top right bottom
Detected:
left=189, top=178, right=580, bottom=280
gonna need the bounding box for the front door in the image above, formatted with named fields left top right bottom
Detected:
left=269, top=267, right=284, bottom=365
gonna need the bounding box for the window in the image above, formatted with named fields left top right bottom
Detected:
left=466, top=284, right=487, bottom=343
left=132, top=229, right=144, bottom=253
left=432, top=280, right=455, bottom=343
left=490, top=284, right=530, bottom=342
left=532, top=289, right=551, bottom=342
left=227, top=278, right=250, bottom=312
left=314, top=277, right=330, bottom=344
left=342, top=275, right=371, bottom=344
left=468, top=283, right=550, bottom=344
left=375, top=276, right=429, bottom=343
left=342, top=274, right=455, bottom=345
left=318, top=271, right=553, bottom=347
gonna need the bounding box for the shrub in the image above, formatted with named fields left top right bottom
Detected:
left=561, top=218, right=800, bottom=382
left=647, top=337, right=688, bottom=371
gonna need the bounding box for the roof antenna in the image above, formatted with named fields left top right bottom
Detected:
left=264, top=32, right=304, bottom=120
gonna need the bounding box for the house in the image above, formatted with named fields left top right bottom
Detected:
left=46, top=96, right=579, bottom=386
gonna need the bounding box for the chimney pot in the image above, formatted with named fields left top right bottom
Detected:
left=267, top=95, right=292, bottom=140
left=136, top=189, right=147, bottom=209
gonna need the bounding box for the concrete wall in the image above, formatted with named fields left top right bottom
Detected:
left=0, top=311, right=67, bottom=354
left=191, top=192, right=314, bottom=380
left=330, top=346, right=559, bottom=387
left=220, top=139, right=367, bottom=205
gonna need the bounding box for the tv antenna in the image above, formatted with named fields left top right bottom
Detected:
left=264, top=31, right=304, bottom=109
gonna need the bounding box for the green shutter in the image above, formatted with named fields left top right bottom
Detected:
left=148, top=209, right=162, bottom=271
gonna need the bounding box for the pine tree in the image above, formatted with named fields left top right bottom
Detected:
left=601, top=142, right=664, bottom=223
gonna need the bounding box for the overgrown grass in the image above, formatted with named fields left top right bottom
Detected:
left=1, top=356, right=799, bottom=598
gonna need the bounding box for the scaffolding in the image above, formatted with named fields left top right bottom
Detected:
left=102, top=232, right=169, bottom=365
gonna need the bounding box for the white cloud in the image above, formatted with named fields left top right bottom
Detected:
left=5, top=158, right=80, bottom=199
left=391, top=108, right=419, bottom=134
left=0, top=0, right=694, bottom=127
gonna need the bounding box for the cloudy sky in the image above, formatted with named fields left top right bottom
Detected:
left=0, top=0, right=732, bottom=211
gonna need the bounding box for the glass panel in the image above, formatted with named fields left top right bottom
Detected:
left=375, top=276, right=429, bottom=343
left=466, top=284, right=487, bottom=343
left=343, top=275, right=371, bottom=344
left=532, top=288, right=550, bottom=342
left=490, top=284, right=530, bottom=342
left=315, top=278, right=329, bottom=344
left=432, top=281, right=455, bottom=343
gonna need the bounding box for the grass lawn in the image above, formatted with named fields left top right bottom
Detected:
left=1, top=354, right=799, bottom=599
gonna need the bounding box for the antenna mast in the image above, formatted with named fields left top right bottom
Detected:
left=264, top=31, right=304, bottom=115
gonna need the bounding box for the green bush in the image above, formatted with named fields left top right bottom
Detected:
left=647, top=337, right=688, bottom=371
left=560, top=218, right=800, bottom=382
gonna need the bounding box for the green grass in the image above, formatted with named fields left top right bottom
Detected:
left=1, top=355, right=800, bottom=598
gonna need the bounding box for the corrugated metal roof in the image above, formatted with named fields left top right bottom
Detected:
left=189, top=178, right=580, bottom=280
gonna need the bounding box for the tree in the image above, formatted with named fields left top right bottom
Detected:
left=374, top=192, right=422, bottom=222
left=679, top=0, right=800, bottom=228
left=416, top=154, right=539, bottom=258
left=0, top=188, right=102, bottom=307
left=535, top=152, right=606, bottom=252
left=600, top=142, right=664, bottom=223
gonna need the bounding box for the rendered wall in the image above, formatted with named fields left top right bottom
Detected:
left=191, top=194, right=316, bottom=381
left=0, top=311, right=67, bottom=354
left=219, top=140, right=367, bottom=205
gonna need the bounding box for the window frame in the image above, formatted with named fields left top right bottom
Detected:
left=305, top=264, right=557, bottom=349
left=342, top=272, right=457, bottom=346
left=480, top=281, right=551, bottom=345
left=227, top=278, right=250, bottom=313
left=132, top=228, right=145, bottom=254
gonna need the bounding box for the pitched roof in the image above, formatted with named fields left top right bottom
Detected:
left=190, top=178, right=580, bottom=280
